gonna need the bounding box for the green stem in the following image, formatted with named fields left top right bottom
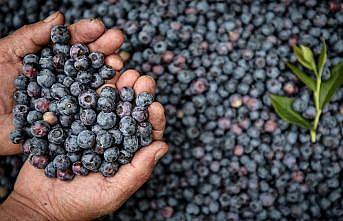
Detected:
left=311, top=73, right=322, bottom=143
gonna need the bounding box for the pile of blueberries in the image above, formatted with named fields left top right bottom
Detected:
left=1, top=0, right=343, bottom=220
left=10, top=25, right=154, bottom=181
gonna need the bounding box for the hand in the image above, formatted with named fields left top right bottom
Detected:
left=0, top=12, right=168, bottom=221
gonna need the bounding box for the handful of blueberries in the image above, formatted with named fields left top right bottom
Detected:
left=10, top=25, right=154, bottom=181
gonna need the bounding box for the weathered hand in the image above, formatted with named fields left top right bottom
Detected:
left=0, top=12, right=168, bottom=221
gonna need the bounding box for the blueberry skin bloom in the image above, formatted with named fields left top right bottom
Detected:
left=77, top=130, right=96, bottom=149
left=58, top=96, right=79, bottom=115
left=81, top=151, right=102, bottom=172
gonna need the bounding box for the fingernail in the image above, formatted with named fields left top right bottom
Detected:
left=44, top=12, right=59, bottom=22
left=154, top=147, right=168, bottom=165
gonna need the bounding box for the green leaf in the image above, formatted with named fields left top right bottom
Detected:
left=286, top=62, right=316, bottom=91
left=292, top=45, right=313, bottom=71
left=317, top=39, right=327, bottom=77
left=300, top=45, right=318, bottom=76
left=319, top=61, right=343, bottom=109
left=270, top=94, right=312, bottom=129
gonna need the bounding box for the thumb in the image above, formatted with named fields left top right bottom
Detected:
left=1, top=12, right=64, bottom=58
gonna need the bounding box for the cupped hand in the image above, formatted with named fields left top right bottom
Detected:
left=0, top=12, right=168, bottom=221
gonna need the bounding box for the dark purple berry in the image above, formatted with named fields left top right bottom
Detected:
left=56, top=169, right=74, bottom=181
left=119, top=116, right=136, bottom=136
left=99, top=161, right=119, bottom=177
left=104, top=147, right=120, bottom=162
left=135, top=92, right=154, bottom=107
left=78, top=90, right=97, bottom=109
left=116, top=101, right=133, bottom=118
left=97, top=96, right=116, bottom=112
left=34, top=98, right=50, bottom=113
left=80, top=108, right=97, bottom=126
left=70, top=43, right=89, bottom=59
left=72, top=161, right=89, bottom=176
left=132, top=106, right=148, bottom=122
left=44, top=162, right=56, bottom=178
left=31, top=120, right=50, bottom=137
left=27, top=81, right=41, bottom=97
left=29, top=154, right=49, bottom=169
left=97, top=111, right=116, bottom=129
left=89, top=52, right=104, bottom=68
left=22, top=63, right=38, bottom=78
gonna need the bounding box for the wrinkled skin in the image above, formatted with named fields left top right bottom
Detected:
left=0, top=12, right=168, bottom=221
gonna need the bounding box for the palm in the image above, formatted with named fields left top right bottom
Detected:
left=1, top=12, right=167, bottom=221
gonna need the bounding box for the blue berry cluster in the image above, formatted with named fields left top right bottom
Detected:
left=10, top=25, right=153, bottom=181
left=1, top=0, right=343, bottom=220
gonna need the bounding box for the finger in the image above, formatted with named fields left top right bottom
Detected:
left=148, top=102, right=166, bottom=140
left=88, top=29, right=125, bottom=55
left=0, top=12, right=64, bottom=58
left=133, top=75, right=156, bottom=95
left=116, top=69, right=140, bottom=89
left=0, top=114, right=21, bottom=155
left=105, top=54, right=123, bottom=71
left=104, top=141, right=168, bottom=209
left=69, top=18, right=105, bottom=44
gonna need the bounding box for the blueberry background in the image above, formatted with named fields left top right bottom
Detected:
left=1, top=0, right=343, bottom=220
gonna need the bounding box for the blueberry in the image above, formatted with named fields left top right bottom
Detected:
left=50, top=83, right=69, bottom=100
left=27, top=81, right=41, bottom=98
left=44, top=162, right=56, bottom=178
left=90, top=73, right=104, bottom=88
left=63, top=76, right=74, bottom=87
left=51, top=25, right=70, bottom=44
left=30, top=120, right=50, bottom=137
left=80, top=109, right=97, bottom=126
left=119, top=87, right=135, bottom=102
left=99, top=65, right=115, bottom=80
left=99, top=86, right=118, bottom=100
left=59, top=114, right=74, bottom=127
left=13, top=104, right=29, bottom=121
left=109, top=129, right=123, bottom=145
left=72, top=161, right=89, bottom=176
left=77, top=130, right=95, bottom=149
left=119, top=116, right=136, bottom=136
left=52, top=53, right=66, bottom=70
left=26, top=110, right=42, bottom=124
left=116, top=101, right=133, bottom=118
left=23, top=54, right=39, bottom=65
left=64, top=59, right=77, bottom=77
left=70, top=43, right=89, bottom=59
left=104, top=147, right=120, bottom=162
left=29, top=154, right=49, bottom=169
left=137, top=122, right=152, bottom=136
left=39, top=56, right=54, bottom=70
left=22, top=63, right=38, bottom=78
left=123, top=135, right=139, bottom=152
left=76, top=70, right=92, bottom=84
left=64, top=135, right=80, bottom=152
left=132, top=106, right=148, bottom=122
left=70, top=120, right=87, bottom=135
left=97, top=96, right=116, bottom=112
left=53, top=154, right=71, bottom=170
left=135, top=92, right=154, bottom=107
left=56, top=169, right=75, bottom=181
left=97, top=111, right=116, bottom=129
left=99, top=161, right=119, bottom=177
left=67, top=152, right=82, bottom=163
left=13, top=90, right=29, bottom=104
left=117, top=149, right=133, bottom=165
left=41, top=47, right=53, bottom=57
left=74, top=55, right=90, bottom=70
left=140, top=134, right=152, bottom=147
left=37, top=69, right=56, bottom=88
left=57, top=96, right=78, bottom=115
left=96, top=132, right=113, bottom=149
left=48, top=127, right=66, bottom=144
left=53, top=43, right=70, bottom=56
left=89, top=52, right=104, bottom=68
left=70, top=81, right=86, bottom=97
left=81, top=151, right=102, bottom=171
left=78, top=90, right=97, bottom=109
left=9, top=128, right=25, bottom=144
left=14, top=74, right=28, bottom=90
